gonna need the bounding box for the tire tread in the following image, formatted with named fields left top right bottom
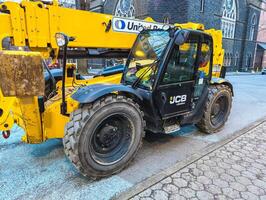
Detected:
left=196, top=84, right=232, bottom=134
left=63, top=95, right=145, bottom=179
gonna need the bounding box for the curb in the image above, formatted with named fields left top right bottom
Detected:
left=115, top=117, right=266, bottom=200
left=226, top=73, right=262, bottom=76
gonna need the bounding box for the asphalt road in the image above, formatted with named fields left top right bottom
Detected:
left=0, top=75, right=266, bottom=200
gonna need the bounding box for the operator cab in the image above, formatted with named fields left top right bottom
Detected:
left=122, top=28, right=213, bottom=133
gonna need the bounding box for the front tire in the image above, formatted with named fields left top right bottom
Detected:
left=63, top=95, right=145, bottom=179
left=196, top=85, right=232, bottom=134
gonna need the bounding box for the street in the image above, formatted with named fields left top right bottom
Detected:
left=0, top=75, right=266, bottom=200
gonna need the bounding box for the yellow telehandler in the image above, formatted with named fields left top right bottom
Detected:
left=0, top=0, right=232, bottom=178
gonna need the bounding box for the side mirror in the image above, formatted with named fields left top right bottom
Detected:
left=175, top=31, right=189, bottom=45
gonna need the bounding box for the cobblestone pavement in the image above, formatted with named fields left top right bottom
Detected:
left=131, top=122, right=266, bottom=200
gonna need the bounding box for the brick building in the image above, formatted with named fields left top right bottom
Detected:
left=90, top=0, right=263, bottom=72
left=255, top=0, right=266, bottom=69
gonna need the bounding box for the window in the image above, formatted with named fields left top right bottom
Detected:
left=229, top=53, right=233, bottom=66
left=124, top=30, right=171, bottom=90
left=223, top=52, right=234, bottom=66
left=194, top=38, right=212, bottom=97
left=249, top=14, right=257, bottom=41
left=163, top=16, right=170, bottom=24
left=59, top=0, right=76, bottom=8
left=199, top=41, right=212, bottom=76
left=221, top=0, right=237, bottom=39
left=246, top=54, right=252, bottom=68
left=228, top=53, right=231, bottom=66
left=162, top=38, right=199, bottom=85
left=235, top=53, right=239, bottom=66
left=200, top=0, right=205, bottom=12
left=224, top=53, right=228, bottom=66
left=226, top=53, right=229, bottom=66
left=115, top=0, right=135, bottom=18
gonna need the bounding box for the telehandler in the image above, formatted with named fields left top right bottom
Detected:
left=0, top=0, right=232, bottom=178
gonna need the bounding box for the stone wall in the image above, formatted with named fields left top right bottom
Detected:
left=100, top=0, right=263, bottom=71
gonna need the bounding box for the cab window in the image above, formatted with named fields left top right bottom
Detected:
left=194, top=36, right=212, bottom=98
left=198, top=41, right=211, bottom=76
left=161, top=36, right=199, bottom=85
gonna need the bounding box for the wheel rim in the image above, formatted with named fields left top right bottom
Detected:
left=90, top=114, right=134, bottom=166
left=210, top=95, right=229, bottom=127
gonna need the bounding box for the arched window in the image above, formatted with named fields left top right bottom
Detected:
left=229, top=53, right=233, bottom=66
left=226, top=53, right=230, bottom=66
left=200, top=0, right=205, bottom=12
left=249, top=14, right=257, bottom=41
left=235, top=53, right=239, bottom=66
left=223, top=53, right=228, bottom=66
left=163, top=16, right=170, bottom=24
left=246, top=54, right=252, bottom=68
left=221, top=0, right=237, bottom=39
left=224, top=53, right=231, bottom=66
left=115, top=0, right=135, bottom=18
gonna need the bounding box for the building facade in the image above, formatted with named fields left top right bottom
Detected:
left=91, top=0, right=263, bottom=72
left=0, top=0, right=263, bottom=71
left=256, top=0, right=266, bottom=69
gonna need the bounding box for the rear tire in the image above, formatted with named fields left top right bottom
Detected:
left=196, top=85, right=232, bottom=134
left=63, top=95, right=145, bottom=179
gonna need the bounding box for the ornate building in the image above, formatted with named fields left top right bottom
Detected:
left=90, top=0, right=263, bottom=72
left=1, top=0, right=263, bottom=71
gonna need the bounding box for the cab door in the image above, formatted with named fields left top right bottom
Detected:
left=154, top=32, right=203, bottom=118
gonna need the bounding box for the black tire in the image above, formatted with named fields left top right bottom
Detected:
left=63, top=95, right=145, bottom=179
left=196, top=85, right=232, bottom=134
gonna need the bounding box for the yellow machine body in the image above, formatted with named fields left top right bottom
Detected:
left=0, top=0, right=225, bottom=143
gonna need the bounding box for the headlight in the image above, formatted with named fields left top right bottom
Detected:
left=55, top=33, right=69, bottom=47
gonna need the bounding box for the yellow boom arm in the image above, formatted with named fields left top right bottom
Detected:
left=0, top=0, right=224, bottom=66
left=0, top=0, right=161, bottom=58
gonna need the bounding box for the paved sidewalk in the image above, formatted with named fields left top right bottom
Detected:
left=226, top=72, right=262, bottom=76
left=129, top=122, right=266, bottom=200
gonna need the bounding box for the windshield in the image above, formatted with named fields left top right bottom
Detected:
left=123, top=30, right=171, bottom=90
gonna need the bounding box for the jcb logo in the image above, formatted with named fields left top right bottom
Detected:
left=170, top=95, right=187, bottom=105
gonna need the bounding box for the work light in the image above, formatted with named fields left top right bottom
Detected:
left=55, top=33, right=69, bottom=47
